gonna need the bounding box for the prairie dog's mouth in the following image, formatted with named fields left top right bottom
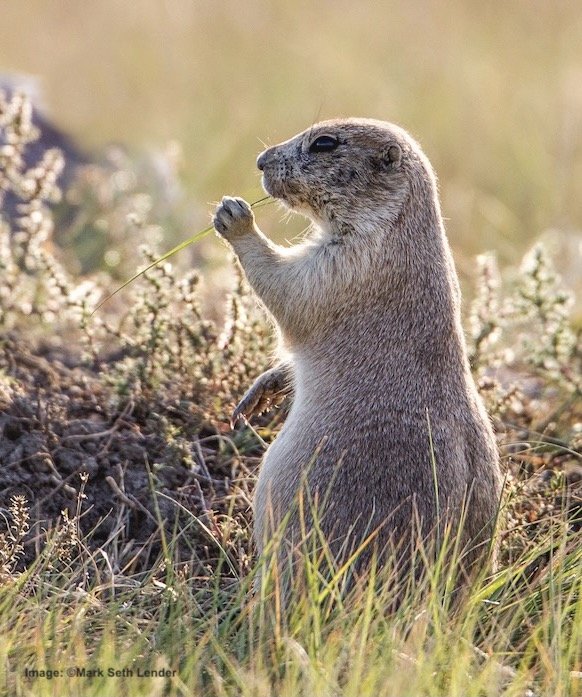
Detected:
left=260, top=172, right=276, bottom=197
left=259, top=161, right=307, bottom=212
left=260, top=172, right=289, bottom=203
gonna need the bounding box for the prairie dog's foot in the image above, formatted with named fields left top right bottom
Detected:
left=232, top=366, right=291, bottom=427
left=213, top=196, right=255, bottom=242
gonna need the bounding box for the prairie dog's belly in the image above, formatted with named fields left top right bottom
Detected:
left=254, top=411, right=312, bottom=509
left=253, top=399, right=440, bottom=551
left=251, top=382, right=493, bottom=555
left=252, top=404, right=332, bottom=546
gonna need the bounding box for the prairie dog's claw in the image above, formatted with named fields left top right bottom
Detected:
left=231, top=366, right=291, bottom=427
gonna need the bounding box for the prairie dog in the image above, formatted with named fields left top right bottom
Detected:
left=214, top=118, right=502, bottom=581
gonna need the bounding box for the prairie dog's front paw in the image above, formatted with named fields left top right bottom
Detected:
left=213, top=196, right=255, bottom=241
left=231, top=365, right=291, bottom=427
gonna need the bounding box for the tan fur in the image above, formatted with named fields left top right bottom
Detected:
left=214, top=118, right=502, bottom=582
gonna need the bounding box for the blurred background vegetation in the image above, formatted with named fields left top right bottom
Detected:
left=1, top=0, right=581, bottom=305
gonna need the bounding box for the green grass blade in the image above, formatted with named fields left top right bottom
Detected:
left=91, top=194, right=273, bottom=315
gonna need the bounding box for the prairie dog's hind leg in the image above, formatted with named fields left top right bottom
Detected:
left=232, top=363, right=293, bottom=427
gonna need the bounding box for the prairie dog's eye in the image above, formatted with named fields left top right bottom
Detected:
left=309, top=135, right=339, bottom=153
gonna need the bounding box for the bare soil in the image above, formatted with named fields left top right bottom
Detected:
left=0, top=334, right=264, bottom=576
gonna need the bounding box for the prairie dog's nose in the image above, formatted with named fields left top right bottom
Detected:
left=257, top=147, right=275, bottom=171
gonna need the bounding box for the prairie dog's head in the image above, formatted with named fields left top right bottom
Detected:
left=257, top=118, right=435, bottom=233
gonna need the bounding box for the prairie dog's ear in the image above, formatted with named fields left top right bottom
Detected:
left=381, top=143, right=402, bottom=170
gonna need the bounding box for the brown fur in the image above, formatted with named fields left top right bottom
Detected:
left=213, top=118, right=502, bottom=582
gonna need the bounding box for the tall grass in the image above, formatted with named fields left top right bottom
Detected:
left=1, top=492, right=580, bottom=697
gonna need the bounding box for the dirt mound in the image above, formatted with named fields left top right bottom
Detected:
left=0, top=335, right=266, bottom=576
